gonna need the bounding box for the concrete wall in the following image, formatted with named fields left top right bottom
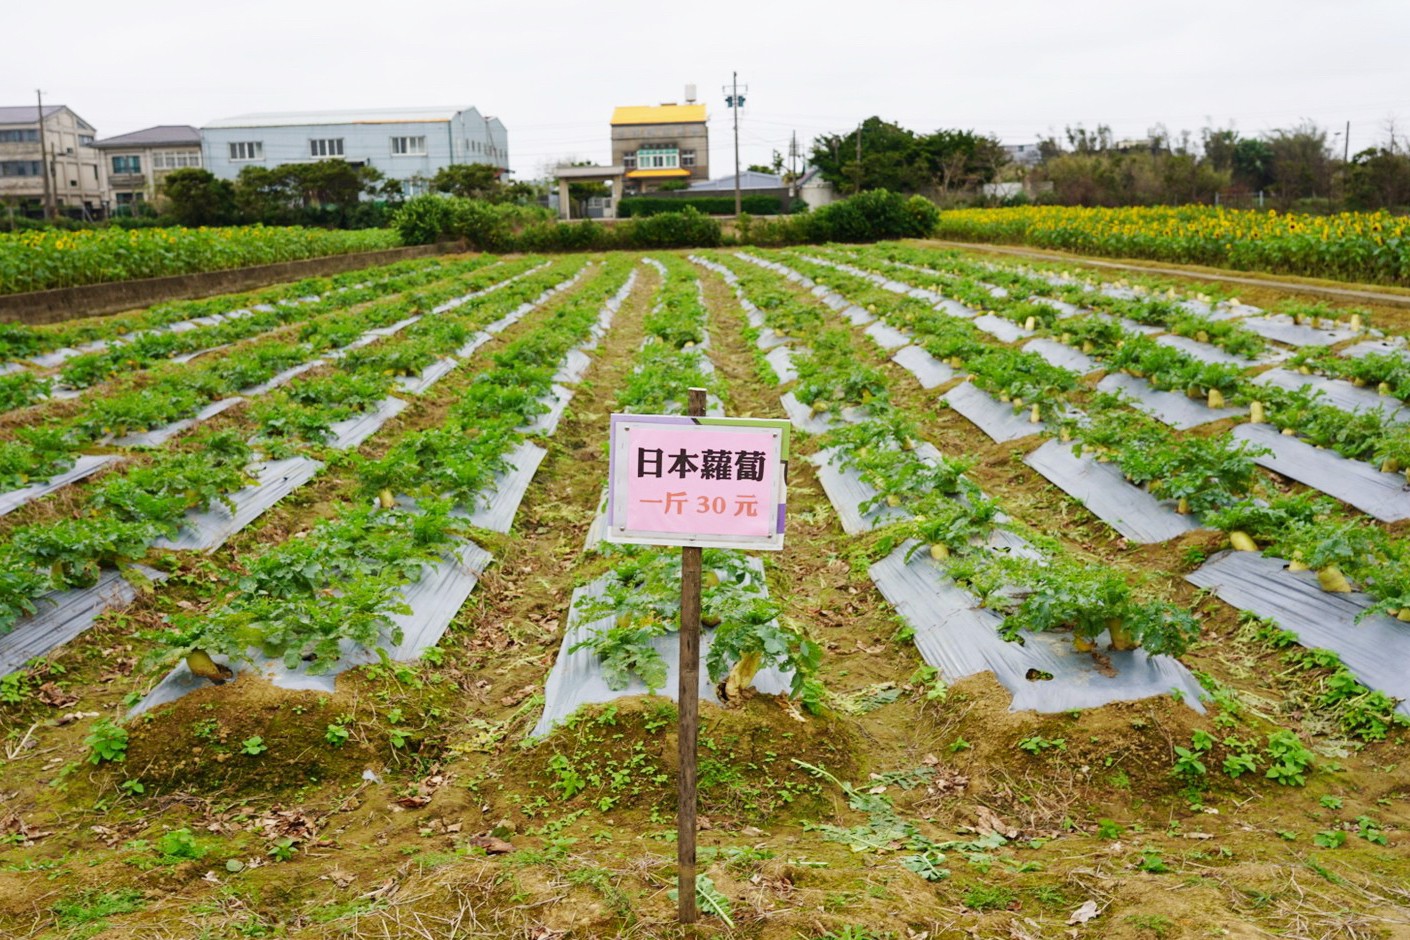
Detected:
left=0, top=243, right=453, bottom=325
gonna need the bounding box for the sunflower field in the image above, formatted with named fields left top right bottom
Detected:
left=932, top=205, right=1410, bottom=285
left=0, top=224, right=401, bottom=295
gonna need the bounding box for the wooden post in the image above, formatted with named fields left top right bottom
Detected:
left=677, top=386, right=706, bottom=924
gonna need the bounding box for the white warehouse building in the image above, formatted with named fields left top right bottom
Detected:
left=200, top=106, right=507, bottom=194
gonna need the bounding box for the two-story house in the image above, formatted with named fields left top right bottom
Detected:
left=94, top=125, right=203, bottom=215
left=610, top=102, right=709, bottom=195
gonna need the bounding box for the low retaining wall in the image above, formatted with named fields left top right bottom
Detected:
left=0, top=243, right=458, bottom=325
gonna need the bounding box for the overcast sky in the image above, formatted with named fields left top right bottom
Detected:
left=5, top=0, right=1408, bottom=180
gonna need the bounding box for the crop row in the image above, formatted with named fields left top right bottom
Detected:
left=764, top=243, right=1407, bottom=738
left=567, top=255, right=822, bottom=712
left=0, top=256, right=501, bottom=414
left=0, top=257, right=586, bottom=644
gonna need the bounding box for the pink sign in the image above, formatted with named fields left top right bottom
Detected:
left=624, top=426, right=775, bottom=537
left=607, top=415, right=788, bottom=550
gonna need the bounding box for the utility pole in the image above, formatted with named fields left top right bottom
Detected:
left=35, top=89, right=56, bottom=222
left=854, top=121, right=863, bottom=194
left=723, top=72, right=747, bottom=216
left=1344, top=120, right=1351, bottom=164
left=787, top=131, right=799, bottom=199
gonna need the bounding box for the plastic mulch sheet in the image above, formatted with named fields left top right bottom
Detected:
left=973, top=315, right=1033, bottom=343
left=523, top=384, right=574, bottom=438
left=892, top=345, right=954, bottom=389
left=765, top=346, right=798, bottom=385
left=1024, top=440, right=1202, bottom=544
left=755, top=328, right=791, bottom=350
left=1, top=566, right=167, bottom=678
left=1233, top=423, right=1410, bottom=522
left=864, top=321, right=912, bottom=350
left=1030, top=297, right=1083, bottom=318
left=1155, top=334, right=1273, bottom=367
left=465, top=440, right=547, bottom=533
left=128, top=542, right=491, bottom=716
left=870, top=542, right=1205, bottom=714
left=395, top=358, right=458, bottom=396
left=840, top=304, right=875, bottom=326
left=1187, top=551, right=1410, bottom=716
left=170, top=344, right=229, bottom=365
left=1240, top=316, right=1358, bottom=348
left=29, top=341, right=107, bottom=369
left=1090, top=313, right=1162, bottom=337
left=1096, top=374, right=1242, bottom=429
left=1251, top=369, right=1410, bottom=423
left=554, top=348, right=594, bottom=385
left=1023, top=339, right=1096, bottom=375
left=942, top=382, right=1045, bottom=443
left=325, top=397, right=409, bottom=451
left=583, top=488, right=610, bottom=552
left=152, top=457, right=324, bottom=553
left=1343, top=340, right=1410, bottom=362
left=810, top=446, right=909, bottom=535
left=780, top=392, right=864, bottom=435
left=530, top=568, right=793, bottom=737
left=0, top=455, right=120, bottom=517
left=113, top=397, right=246, bottom=449
left=242, top=360, right=322, bottom=397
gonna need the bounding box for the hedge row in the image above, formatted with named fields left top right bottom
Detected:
left=393, top=190, right=939, bottom=251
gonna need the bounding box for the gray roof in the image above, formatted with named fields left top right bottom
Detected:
left=204, top=107, right=498, bottom=129
left=95, top=125, right=201, bottom=148
left=687, top=170, right=783, bottom=192
left=0, top=105, right=67, bottom=125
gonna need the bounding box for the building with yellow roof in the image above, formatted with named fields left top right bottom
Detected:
left=610, top=91, right=708, bottom=194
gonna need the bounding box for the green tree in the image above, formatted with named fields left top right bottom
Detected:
left=1267, top=123, right=1332, bottom=205
left=1345, top=147, right=1410, bottom=211
left=810, top=117, right=926, bottom=194
left=160, top=168, right=235, bottom=226
left=916, top=129, right=1008, bottom=195
left=430, top=163, right=504, bottom=200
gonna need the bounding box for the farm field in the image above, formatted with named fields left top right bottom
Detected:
left=0, top=242, right=1409, bottom=940
left=0, top=226, right=402, bottom=295
left=931, top=206, right=1410, bottom=287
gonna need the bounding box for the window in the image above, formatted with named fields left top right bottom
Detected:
left=0, top=161, right=43, bottom=177
left=229, top=141, right=263, bottom=161
left=0, top=129, right=39, bottom=143
left=154, top=151, right=201, bottom=169
left=78, top=135, right=94, bottom=147
left=391, top=136, right=426, bottom=155
left=111, top=155, right=142, bottom=174
left=310, top=138, right=344, bottom=158
left=636, top=147, right=679, bottom=169
left=622, top=153, right=637, bottom=169
left=680, top=149, right=696, bottom=168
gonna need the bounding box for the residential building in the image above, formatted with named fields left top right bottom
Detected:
left=610, top=99, right=708, bottom=195
left=200, top=107, right=507, bottom=195
left=93, top=125, right=202, bottom=214
left=0, top=105, right=106, bottom=218
left=1002, top=143, right=1042, bottom=168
